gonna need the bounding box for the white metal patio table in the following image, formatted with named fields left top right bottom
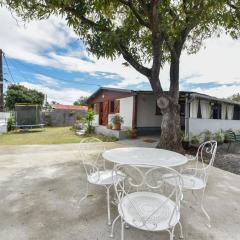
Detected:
left=103, top=147, right=188, bottom=167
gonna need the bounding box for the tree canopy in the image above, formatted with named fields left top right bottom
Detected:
left=5, top=84, right=45, bottom=110
left=73, top=96, right=88, bottom=106
left=231, top=93, right=240, bottom=102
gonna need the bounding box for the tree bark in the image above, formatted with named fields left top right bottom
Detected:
left=156, top=95, right=183, bottom=153
left=156, top=53, right=184, bottom=153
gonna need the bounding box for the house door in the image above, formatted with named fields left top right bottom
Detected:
left=102, top=101, right=109, bottom=125
left=99, top=101, right=108, bottom=125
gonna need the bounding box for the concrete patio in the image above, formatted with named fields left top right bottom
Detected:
left=0, top=142, right=239, bottom=240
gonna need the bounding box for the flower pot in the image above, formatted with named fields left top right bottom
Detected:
left=113, top=123, right=121, bottom=130
left=129, top=133, right=137, bottom=139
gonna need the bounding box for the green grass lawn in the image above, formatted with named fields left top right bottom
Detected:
left=0, top=127, right=117, bottom=145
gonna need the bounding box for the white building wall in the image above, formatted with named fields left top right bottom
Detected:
left=119, top=96, right=133, bottom=128
left=137, top=94, right=162, bottom=127
left=92, top=114, right=99, bottom=126
left=189, top=118, right=240, bottom=135
left=0, top=112, right=11, bottom=134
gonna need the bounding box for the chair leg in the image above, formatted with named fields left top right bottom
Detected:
left=110, top=215, right=120, bottom=238
left=78, top=181, right=89, bottom=207
left=121, top=219, right=125, bottom=240
left=178, top=221, right=184, bottom=239
left=107, top=186, right=111, bottom=225
left=168, top=228, right=174, bottom=240
left=200, top=188, right=211, bottom=228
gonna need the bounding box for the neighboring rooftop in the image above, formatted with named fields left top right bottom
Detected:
left=51, top=104, right=88, bottom=111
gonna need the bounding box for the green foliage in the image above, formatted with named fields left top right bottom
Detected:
left=203, top=130, right=212, bottom=141
left=7, top=115, right=15, bottom=131
left=76, top=114, right=82, bottom=121
left=125, top=128, right=137, bottom=138
left=73, top=96, right=88, bottom=106
left=214, top=131, right=224, bottom=143
left=5, top=84, right=44, bottom=110
left=191, top=135, right=199, bottom=145
left=85, top=109, right=95, bottom=134
left=111, top=114, right=124, bottom=124
left=2, top=1, right=233, bottom=68
left=230, top=93, right=240, bottom=102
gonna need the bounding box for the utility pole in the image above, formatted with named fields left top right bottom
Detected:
left=0, top=49, right=3, bottom=112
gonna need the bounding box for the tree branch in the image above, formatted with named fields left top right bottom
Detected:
left=118, top=43, right=151, bottom=77
left=119, top=0, right=150, bottom=28
left=64, top=6, right=111, bottom=33
left=226, top=1, right=239, bottom=10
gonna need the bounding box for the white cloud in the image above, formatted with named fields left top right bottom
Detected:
left=35, top=74, right=59, bottom=87
left=20, top=81, right=90, bottom=104
left=192, top=84, right=240, bottom=99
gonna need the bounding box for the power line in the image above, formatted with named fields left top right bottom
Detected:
left=2, top=52, right=16, bottom=84
left=4, top=55, right=31, bottom=83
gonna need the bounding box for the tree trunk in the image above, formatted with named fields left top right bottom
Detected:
left=156, top=52, right=184, bottom=153
left=156, top=96, right=183, bottom=153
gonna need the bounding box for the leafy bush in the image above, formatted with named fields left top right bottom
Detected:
left=111, top=114, right=124, bottom=124
left=214, top=131, right=224, bottom=143
left=85, top=109, right=95, bottom=134
left=7, top=116, right=15, bottom=131
left=191, top=135, right=199, bottom=145
left=203, top=130, right=212, bottom=141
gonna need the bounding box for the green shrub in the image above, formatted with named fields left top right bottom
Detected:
left=215, top=131, right=224, bottom=143
left=7, top=116, right=15, bottom=131
left=203, top=130, right=212, bottom=141
left=191, top=135, right=199, bottom=145
left=85, top=109, right=95, bottom=134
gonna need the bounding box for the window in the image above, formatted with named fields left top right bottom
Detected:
left=233, top=105, right=240, bottom=120
left=110, top=101, right=115, bottom=113
left=211, top=103, right=221, bottom=119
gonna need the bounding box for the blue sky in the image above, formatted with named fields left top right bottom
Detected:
left=1, top=7, right=240, bottom=104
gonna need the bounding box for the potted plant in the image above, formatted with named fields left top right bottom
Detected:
left=126, top=128, right=137, bottom=139
left=111, top=114, right=124, bottom=130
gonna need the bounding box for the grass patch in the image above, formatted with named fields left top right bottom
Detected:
left=0, top=127, right=118, bottom=145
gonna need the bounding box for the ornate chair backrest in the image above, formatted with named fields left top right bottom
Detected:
left=113, top=164, right=183, bottom=231
left=194, top=140, right=217, bottom=183
left=79, top=137, right=105, bottom=182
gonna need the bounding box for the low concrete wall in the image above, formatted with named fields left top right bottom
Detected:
left=189, top=118, right=240, bottom=135
left=95, top=126, right=127, bottom=139
left=45, top=109, right=86, bottom=126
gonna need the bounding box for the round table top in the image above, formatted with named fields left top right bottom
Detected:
left=103, top=147, right=188, bottom=167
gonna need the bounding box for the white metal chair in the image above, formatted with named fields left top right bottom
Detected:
left=79, top=137, right=124, bottom=225
left=111, top=164, right=184, bottom=240
left=164, top=140, right=217, bottom=227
